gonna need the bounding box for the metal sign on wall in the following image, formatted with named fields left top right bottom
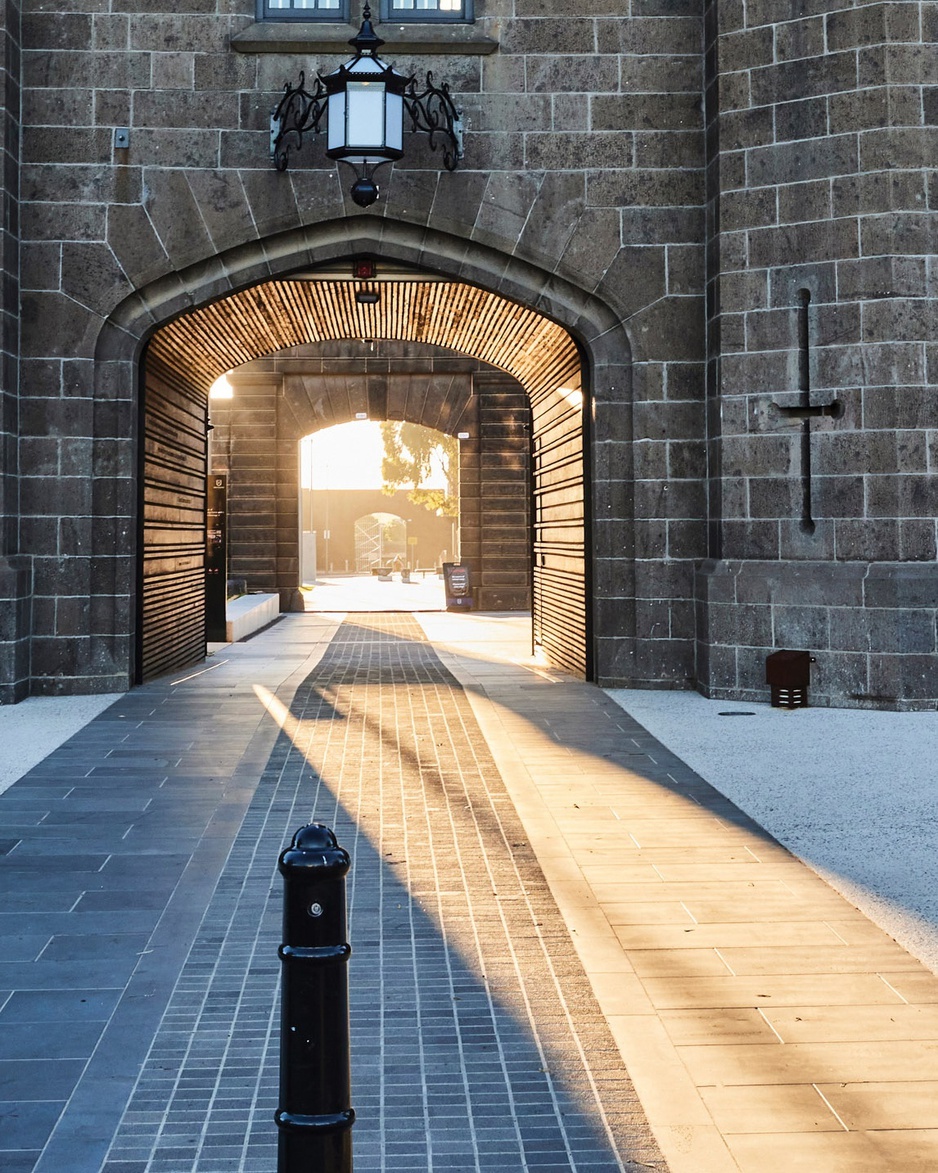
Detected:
left=206, top=474, right=227, bottom=643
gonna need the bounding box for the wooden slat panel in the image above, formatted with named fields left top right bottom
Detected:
left=148, top=281, right=580, bottom=411
left=139, top=356, right=207, bottom=682
left=531, top=370, right=586, bottom=678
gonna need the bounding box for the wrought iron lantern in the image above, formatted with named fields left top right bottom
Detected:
left=270, top=4, right=464, bottom=208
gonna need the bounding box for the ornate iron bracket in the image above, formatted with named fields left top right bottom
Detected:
left=270, top=72, right=328, bottom=173
left=403, top=73, right=464, bottom=172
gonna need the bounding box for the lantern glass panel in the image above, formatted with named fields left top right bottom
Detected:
left=346, top=81, right=386, bottom=148
left=327, top=90, right=346, bottom=152
left=386, top=91, right=403, bottom=151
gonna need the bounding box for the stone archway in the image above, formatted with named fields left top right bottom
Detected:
left=139, top=268, right=591, bottom=683
left=93, top=218, right=635, bottom=694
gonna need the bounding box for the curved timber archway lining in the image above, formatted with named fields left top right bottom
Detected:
left=149, top=279, right=581, bottom=398
left=141, top=277, right=587, bottom=681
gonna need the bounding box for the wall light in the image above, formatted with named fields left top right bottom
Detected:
left=270, top=4, right=463, bottom=207
left=209, top=372, right=234, bottom=399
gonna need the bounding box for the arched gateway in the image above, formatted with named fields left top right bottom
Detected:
left=103, top=220, right=635, bottom=689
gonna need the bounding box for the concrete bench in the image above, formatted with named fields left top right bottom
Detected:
left=225, top=593, right=280, bottom=643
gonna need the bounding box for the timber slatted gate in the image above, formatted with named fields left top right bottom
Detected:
left=139, top=354, right=208, bottom=682
left=145, top=278, right=590, bottom=680
left=530, top=362, right=588, bottom=679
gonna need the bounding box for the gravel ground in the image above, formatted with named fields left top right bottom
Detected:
left=0, top=693, right=121, bottom=795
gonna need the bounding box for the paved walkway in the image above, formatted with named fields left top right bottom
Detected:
left=1, top=611, right=938, bottom=1172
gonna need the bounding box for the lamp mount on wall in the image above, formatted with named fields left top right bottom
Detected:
left=270, top=4, right=464, bottom=208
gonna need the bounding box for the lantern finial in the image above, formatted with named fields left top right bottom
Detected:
left=350, top=4, right=384, bottom=54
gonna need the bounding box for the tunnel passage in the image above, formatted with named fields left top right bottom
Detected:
left=140, top=272, right=587, bottom=683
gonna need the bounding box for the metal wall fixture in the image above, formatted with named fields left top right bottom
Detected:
left=270, top=3, right=464, bottom=207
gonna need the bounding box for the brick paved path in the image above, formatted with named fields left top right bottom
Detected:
left=97, top=614, right=665, bottom=1172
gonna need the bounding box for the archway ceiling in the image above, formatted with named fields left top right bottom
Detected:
left=148, top=279, right=581, bottom=403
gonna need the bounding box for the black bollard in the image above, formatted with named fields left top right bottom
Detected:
left=275, top=823, right=354, bottom=1173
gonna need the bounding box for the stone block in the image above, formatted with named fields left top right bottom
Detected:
left=632, top=398, right=704, bottom=443
left=588, top=166, right=701, bottom=209
left=778, top=178, right=832, bottom=225
left=21, top=200, right=106, bottom=242
left=898, top=519, right=937, bottom=561
left=499, top=17, right=595, bottom=55
left=134, top=90, right=240, bottom=131
left=19, top=240, right=59, bottom=292
left=621, top=54, right=702, bottom=94
left=193, top=51, right=257, bottom=91
left=61, top=242, right=133, bottom=315
left=21, top=292, right=101, bottom=360
left=863, top=562, right=938, bottom=609
left=525, top=130, right=635, bottom=171
left=722, top=520, right=780, bottom=559
left=827, top=3, right=919, bottom=52
left=720, top=24, right=773, bottom=71
left=750, top=51, right=858, bottom=106
left=898, top=655, right=938, bottom=703
left=597, top=15, right=701, bottom=56
left=812, top=474, right=865, bottom=518
left=23, top=12, right=93, bottom=51
left=774, top=14, right=825, bottom=61
left=862, top=211, right=938, bottom=256
left=693, top=640, right=738, bottom=697
left=632, top=518, right=666, bottom=558
left=128, top=13, right=224, bottom=53
left=664, top=518, right=704, bottom=562
left=556, top=208, right=621, bottom=290
left=23, top=87, right=93, bottom=127
left=92, top=13, right=130, bottom=51
left=526, top=54, right=618, bottom=94
left=834, top=519, right=901, bottom=561
left=150, top=52, right=195, bottom=90
left=25, top=48, right=151, bottom=90
left=835, top=171, right=928, bottom=219
left=720, top=187, right=776, bottom=233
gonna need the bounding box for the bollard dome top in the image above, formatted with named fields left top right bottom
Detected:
left=278, top=822, right=350, bottom=877
left=294, top=823, right=338, bottom=851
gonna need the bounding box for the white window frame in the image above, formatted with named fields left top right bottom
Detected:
left=259, top=0, right=349, bottom=22
left=379, top=0, right=472, bottom=23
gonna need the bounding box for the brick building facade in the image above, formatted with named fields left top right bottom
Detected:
left=0, top=0, right=935, bottom=707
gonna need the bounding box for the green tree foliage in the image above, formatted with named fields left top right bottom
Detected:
left=380, top=422, right=459, bottom=517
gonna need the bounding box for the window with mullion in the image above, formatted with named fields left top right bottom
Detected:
left=261, top=0, right=349, bottom=21
left=380, top=0, right=471, bottom=22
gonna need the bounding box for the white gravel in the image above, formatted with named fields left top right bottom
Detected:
left=606, top=688, right=938, bottom=974
left=0, top=694, right=121, bottom=795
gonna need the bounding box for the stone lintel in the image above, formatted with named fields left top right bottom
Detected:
left=231, top=21, right=498, bottom=55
